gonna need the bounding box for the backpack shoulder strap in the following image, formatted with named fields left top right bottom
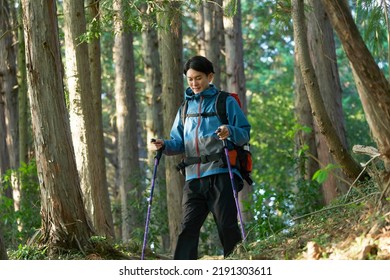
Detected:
left=181, top=99, right=188, bottom=125
left=215, top=90, right=230, bottom=125
left=181, top=98, right=218, bottom=125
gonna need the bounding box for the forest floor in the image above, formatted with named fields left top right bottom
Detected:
left=7, top=179, right=390, bottom=261
left=117, top=180, right=390, bottom=260
left=119, top=180, right=390, bottom=261
left=224, top=182, right=390, bottom=261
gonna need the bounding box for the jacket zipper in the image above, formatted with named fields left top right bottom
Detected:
left=195, top=96, right=203, bottom=178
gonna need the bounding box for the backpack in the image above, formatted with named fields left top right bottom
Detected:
left=180, top=90, right=253, bottom=185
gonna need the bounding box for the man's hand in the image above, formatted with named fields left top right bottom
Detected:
left=150, top=138, right=164, bottom=151
left=215, top=125, right=229, bottom=140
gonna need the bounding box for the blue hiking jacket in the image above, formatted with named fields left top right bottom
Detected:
left=163, top=84, right=251, bottom=181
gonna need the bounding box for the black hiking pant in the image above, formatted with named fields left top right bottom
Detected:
left=174, top=173, right=243, bottom=260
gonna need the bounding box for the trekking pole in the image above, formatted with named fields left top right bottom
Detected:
left=141, top=139, right=163, bottom=260
left=218, top=130, right=246, bottom=242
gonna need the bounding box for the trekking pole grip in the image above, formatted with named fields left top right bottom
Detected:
left=151, top=138, right=163, bottom=161
left=216, top=128, right=229, bottom=149
left=155, top=149, right=163, bottom=161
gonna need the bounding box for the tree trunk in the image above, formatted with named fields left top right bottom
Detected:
left=292, top=0, right=363, bottom=182
left=0, top=57, right=11, bottom=201
left=17, top=3, right=29, bottom=165
left=196, top=2, right=206, bottom=56
left=214, top=0, right=225, bottom=89
left=0, top=99, right=12, bottom=201
left=158, top=1, right=184, bottom=253
left=306, top=0, right=349, bottom=203
left=63, top=0, right=114, bottom=238
left=321, top=0, right=390, bottom=199
left=203, top=0, right=222, bottom=88
left=141, top=8, right=169, bottom=251
left=351, top=66, right=390, bottom=200
left=0, top=0, right=20, bottom=221
left=223, top=0, right=251, bottom=222
left=21, top=0, right=93, bottom=251
left=321, top=0, right=390, bottom=169
left=113, top=0, right=141, bottom=242
left=294, top=43, right=320, bottom=191
left=0, top=225, right=7, bottom=260
left=223, top=0, right=247, bottom=113
left=85, top=0, right=114, bottom=239
left=0, top=0, right=19, bottom=171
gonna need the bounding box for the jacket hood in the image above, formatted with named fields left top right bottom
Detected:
left=185, top=84, right=219, bottom=100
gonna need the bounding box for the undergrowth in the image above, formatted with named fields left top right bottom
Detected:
left=227, top=178, right=390, bottom=260
left=7, top=178, right=390, bottom=260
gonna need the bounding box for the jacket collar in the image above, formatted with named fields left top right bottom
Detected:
left=185, top=84, right=219, bottom=100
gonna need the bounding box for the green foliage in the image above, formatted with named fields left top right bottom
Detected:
left=83, top=0, right=214, bottom=41
left=336, top=35, right=376, bottom=156
left=239, top=0, right=388, bottom=247
left=240, top=178, right=383, bottom=260
left=240, top=0, right=320, bottom=238
left=292, top=178, right=322, bottom=217
left=136, top=172, right=169, bottom=255
left=224, top=0, right=238, bottom=17
left=354, top=0, right=389, bottom=60
left=342, top=91, right=375, bottom=153
left=246, top=90, right=298, bottom=240
left=199, top=215, right=224, bottom=257
left=9, top=244, right=47, bottom=260
left=0, top=160, right=40, bottom=249
left=312, top=164, right=341, bottom=184
left=241, top=1, right=325, bottom=242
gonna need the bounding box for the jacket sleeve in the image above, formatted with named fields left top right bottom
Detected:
left=163, top=106, right=185, bottom=155
left=225, top=96, right=251, bottom=146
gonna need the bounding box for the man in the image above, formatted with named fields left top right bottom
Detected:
left=151, top=55, right=251, bottom=259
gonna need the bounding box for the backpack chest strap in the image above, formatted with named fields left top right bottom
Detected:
left=185, top=112, right=216, bottom=118
left=183, top=152, right=224, bottom=165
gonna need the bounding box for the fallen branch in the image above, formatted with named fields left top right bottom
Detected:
left=352, top=145, right=381, bottom=159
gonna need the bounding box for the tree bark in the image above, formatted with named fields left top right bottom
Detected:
left=0, top=0, right=12, bottom=196
left=321, top=0, right=390, bottom=200
left=292, top=0, right=363, bottom=182
left=0, top=225, right=7, bottom=260
left=321, top=0, right=390, bottom=170
left=113, top=0, right=141, bottom=241
left=0, top=0, right=19, bottom=171
left=17, top=3, right=29, bottom=165
left=0, top=0, right=20, bottom=218
left=63, top=0, right=114, bottom=238
left=141, top=7, right=169, bottom=251
left=85, top=0, right=115, bottom=239
left=223, top=0, right=251, bottom=221
left=196, top=2, right=206, bottom=56
left=21, top=0, right=93, bottom=251
left=203, top=0, right=222, bottom=89
left=294, top=43, right=320, bottom=190
left=223, top=0, right=247, bottom=113
left=306, top=0, right=349, bottom=203
left=158, top=1, right=184, bottom=253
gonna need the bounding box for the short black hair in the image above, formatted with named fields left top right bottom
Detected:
left=183, top=56, right=215, bottom=76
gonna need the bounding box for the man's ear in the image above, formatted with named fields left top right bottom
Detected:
left=208, top=73, right=214, bottom=83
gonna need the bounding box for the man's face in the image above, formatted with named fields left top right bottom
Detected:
left=186, top=69, right=213, bottom=94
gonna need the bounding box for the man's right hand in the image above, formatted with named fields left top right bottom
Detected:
left=150, top=138, right=164, bottom=151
